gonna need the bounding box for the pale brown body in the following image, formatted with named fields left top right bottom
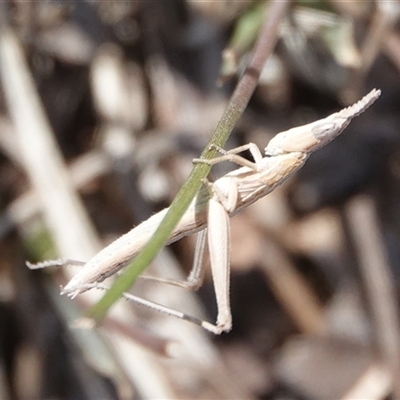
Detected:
left=28, top=89, right=381, bottom=333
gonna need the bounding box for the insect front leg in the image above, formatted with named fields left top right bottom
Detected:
left=193, top=142, right=263, bottom=170
left=209, top=143, right=264, bottom=164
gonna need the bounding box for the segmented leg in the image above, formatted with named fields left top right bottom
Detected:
left=193, top=142, right=263, bottom=170
left=27, top=259, right=86, bottom=269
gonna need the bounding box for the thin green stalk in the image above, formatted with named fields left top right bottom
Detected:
left=86, top=0, right=289, bottom=322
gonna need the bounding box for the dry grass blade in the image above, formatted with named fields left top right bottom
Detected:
left=345, top=196, right=400, bottom=399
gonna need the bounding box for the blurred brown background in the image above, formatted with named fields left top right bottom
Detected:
left=1, top=1, right=400, bottom=399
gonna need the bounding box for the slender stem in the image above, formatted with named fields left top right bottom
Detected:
left=87, top=0, right=289, bottom=322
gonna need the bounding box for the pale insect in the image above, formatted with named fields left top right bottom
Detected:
left=28, top=89, right=381, bottom=334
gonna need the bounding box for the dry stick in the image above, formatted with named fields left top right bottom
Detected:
left=0, top=116, right=21, bottom=164
left=0, top=151, right=111, bottom=240
left=383, top=30, right=400, bottom=73
left=0, top=17, right=100, bottom=262
left=345, top=196, right=400, bottom=399
left=86, top=0, right=290, bottom=322
left=345, top=1, right=398, bottom=99
left=341, top=363, right=391, bottom=400
left=258, top=238, right=326, bottom=335
left=359, top=1, right=400, bottom=74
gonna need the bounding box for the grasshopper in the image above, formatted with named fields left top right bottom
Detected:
left=28, top=89, right=381, bottom=334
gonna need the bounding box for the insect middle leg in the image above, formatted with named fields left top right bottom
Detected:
left=27, top=239, right=209, bottom=293
left=139, top=228, right=208, bottom=291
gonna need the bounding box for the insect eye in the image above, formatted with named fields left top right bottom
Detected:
left=312, top=122, right=337, bottom=139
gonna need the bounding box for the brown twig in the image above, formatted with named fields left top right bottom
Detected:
left=345, top=195, right=400, bottom=399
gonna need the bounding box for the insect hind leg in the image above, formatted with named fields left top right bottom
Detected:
left=83, top=283, right=228, bottom=334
